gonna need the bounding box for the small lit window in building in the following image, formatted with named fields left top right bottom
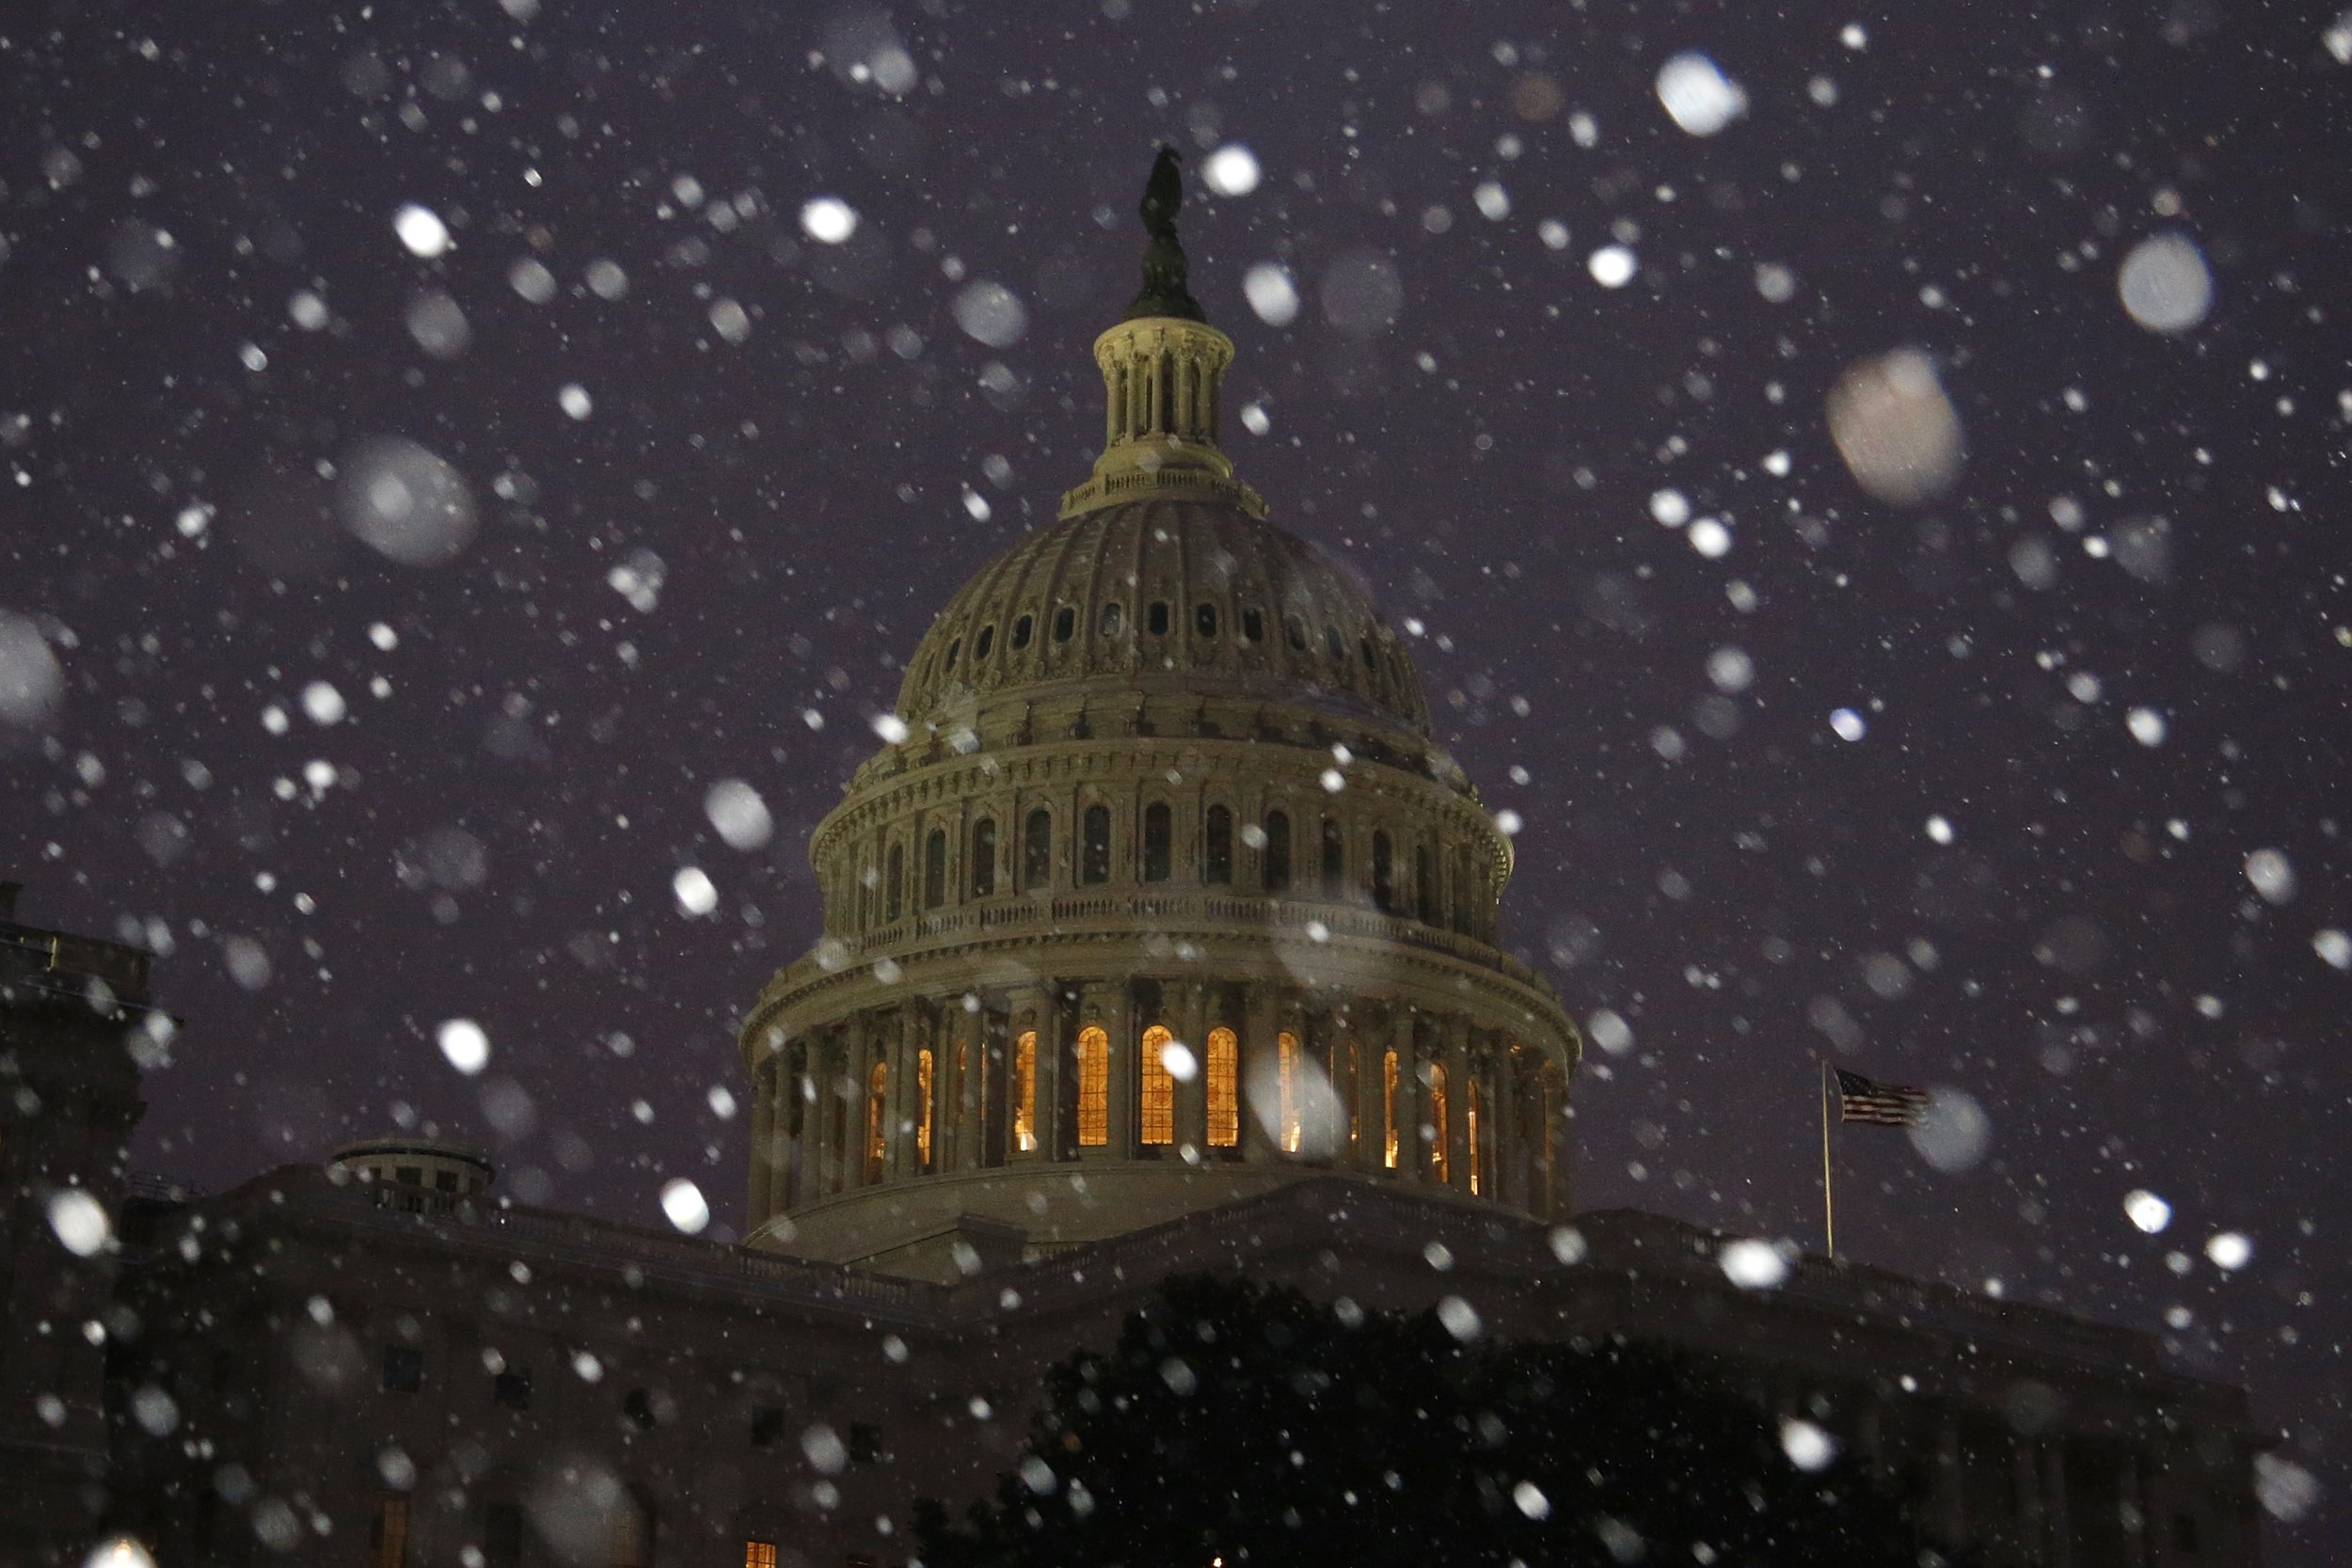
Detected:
left=1196, top=602, right=1218, bottom=637
left=1148, top=601, right=1170, bottom=635
left=923, top=830, right=946, bottom=910
left=1263, top=810, right=1291, bottom=892
left=744, top=1544, right=780, bottom=1568
left=1011, top=613, right=1034, bottom=650
left=372, top=1497, right=409, bottom=1568
left=1142, top=802, right=1171, bottom=882
left=971, top=818, right=997, bottom=897
left=1203, top=805, right=1232, bottom=884
left=1054, top=606, right=1076, bottom=641
left=916, top=1048, right=935, bottom=1171
left=1076, top=1026, right=1110, bottom=1147
left=1014, top=1031, right=1038, bottom=1152
left=1138, top=1025, right=1176, bottom=1146
left=865, top=1061, right=887, bottom=1180
left=1468, top=1077, right=1485, bottom=1196
left=1428, top=1063, right=1451, bottom=1184
left=1206, top=1027, right=1240, bottom=1148
left=1278, top=1031, right=1303, bottom=1154
left=612, top=1494, right=653, bottom=1568
left=1024, top=809, right=1053, bottom=890
left=1382, top=1050, right=1400, bottom=1169
left=1081, top=805, right=1111, bottom=885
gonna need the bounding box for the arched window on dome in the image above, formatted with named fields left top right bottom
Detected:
left=923, top=829, right=946, bottom=910
left=1278, top=1031, right=1303, bottom=1154
left=1147, top=601, right=1170, bottom=636
left=1263, top=810, right=1291, bottom=893
left=885, top=843, right=905, bottom=924
left=1427, top=1062, right=1451, bottom=1184
left=1013, top=1031, right=1038, bottom=1153
left=917, top=1048, right=936, bottom=1174
left=1372, top=831, right=1395, bottom=912
left=1024, top=810, right=1052, bottom=891
left=1081, top=805, right=1112, bottom=885
left=1206, top=1027, right=1239, bottom=1149
left=1100, top=602, right=1125, bottom=637
left=1320, top=817, right=1345, bottom=899
left=865, top=1060, right=887, bottom=1183
left=974, top=625, right=994, bottom=660
left=1382, top=1049, right=1401, bottom=1169
left=1284, top=614, right=1309, bottom=652
left=1195, top=603, right=1218, bottom=638
left=1325, top=626, right=1346, bottom=665
left=1203, top=805, right=1233, bottom=885
left=971, top=818, right=997, bottom=897
left=1142, top=802, right=1172, bottom=883
left=1054, top=606, right=1075, bottom=642
left=1361, top=635, right=1378, bottom=672
left=1241, top=607, right=1264, bottom=643
left=946, top=637, right=961, bottom=669
left=1076, top=1026, right=1110, bottom=1148
left=1011, top=613, right=1034, bottom=651
left=1138, top=1024, right=1176, bottom=1147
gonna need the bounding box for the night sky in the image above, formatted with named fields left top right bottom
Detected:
left=4, top=0, right=2346, bottom=1557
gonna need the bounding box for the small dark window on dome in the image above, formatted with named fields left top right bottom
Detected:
left=1100, top=602, right=1125, bottom=637
left=975, top=626, right=994, bottom=660
left=1360, top=637, right=1377, bottom=671
left=1011, top=614, right=1034, bottom=651
left=1242, top=608, right=1264, bottom=643
left=945, top=637, right=961, bottom=669
left=1196, top=603, right=1218, bottom=638
left=1148, top=601, right=1170, bottom=636
left=1325, top=626, right=1346, bottom=663
left=1284, top=615, right=1309, bottom=651
left=1054, top=607, right=1076, bottom=642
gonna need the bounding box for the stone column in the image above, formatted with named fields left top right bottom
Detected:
left=1009, top=985, right=1049, bottom=1164
left=1097, top=981, right=1135, bottom=1158
left=810, top=1031, right=837, bottom=1197
left=2015, top=1440, right=2046, bottom=1565
left=1443, top=1017, right=1472, bottom=1193
left=1242, top=982, right=1280, bottom=1163
left=1175, top=982, right=1209, bottom=1156
left=884, top=1006, right=914, bottom=1180
left=951, top=1003, right=980, bottom=1173
left=1385, top=1007, right=1415, bottom=1178
left=749, top=1055, right=776, bottom=1226
left=1935, top=1421, right=1966, bottom=1551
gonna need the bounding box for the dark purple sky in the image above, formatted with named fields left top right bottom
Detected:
left=5, top=0, right=2345, bottom=1556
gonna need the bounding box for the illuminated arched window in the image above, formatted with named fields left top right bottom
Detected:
left=1427, top=1062, right=1450, bottom=1184
left=1278, top=1030, right=1303, bottom=1154
left=1206, top=1027, right=1239, bottom=1148
left=1382, top=1050, right=1400, bottom=1169
left=865, top=1060, right=888, bottom=1181
left=1013, top=1031, right=1038, bottom=1153
left=1467, top=1075, right=1484, bottom=1196
left=1077, top=1025, right=1110, bottom=1147
left=916, top=1047, right=935, bottom=1172
left=1138, top=1024, right=1176, bottom=1146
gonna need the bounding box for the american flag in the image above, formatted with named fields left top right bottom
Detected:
left=1834, top=1068, right=1931, bottom=1127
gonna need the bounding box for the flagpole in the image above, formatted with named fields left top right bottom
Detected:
left=1819, top=1059, right=1836, bottom=1261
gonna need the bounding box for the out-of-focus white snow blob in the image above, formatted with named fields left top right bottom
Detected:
left=1472, top=180, right=1511, bottom=219
left=607, top=548, right=664, bottom=612
left=1827, top=349, right=1963, bottom=504
left=2328, top=11, right=2352, bottom=63
left=2205, top=1230, right=2252, bottom=1271
left=1548, top=1225, right=1588, bottom=1264
left=2123, top=1189, right=2172, bottom=1234
left=2126, top=705, right=2168, bottom=747
left=1829, top=707, right=1867, bottom=741
left=1587, top=245, right=1636, bottom=287
left=1707, top=646, right=1755, bottom=693
left=1926, top=815, right=1955, bottom=845
left=1511, top=1481, right=1550, bottom=1519
left=801, top=1422, right=849, bottom=1475
left=1320, top=248, right=1405, bottom=335
left=1687, top=517, right=1732, bottom=557
left=871, top=712, right=911, bottom=744
left=952, top=280, right=1028, bottom=347
left=223, top=936, right=271, bottom=990
left=1587, top=1008, right=1633, bottom=1055
left=82, top=1539, right=154, bottom=1568
left=800, top=197, right=859, bottom=245
left=584, top=258, right=628, bottom=300
left=1239, top=402, right=1271, bottom=436
left=1755, top=261, right=1797, bottom=303
left=2255, top=1453, right=2322, bottom=1523
left=660, top=1178, right=710, bottom=1234
left=1244, top=262, right=1301, bottom=326
left=1202, top=144, right=1262, bottom=197
left=1649, top=488, right=1691, bottom=527
left=673, top=866, right=719, bottom=917
left=405, top=292, right=471, bottom=357
left=289, top=290, right=329, bottom=329
left=2314, top=928, right=2352, bottom=971
left=335, top=437, right=478, bottom=566
left=1537, top=218, right=1569, bottom=250
left=0, top=611, right=65, bottom=729
left=1908, top=1087, right=1991, bottom=1174
left=437, top=1018, right=490, bottom=1076
left=1780, top=1418, right=1837, bottom=1471
left=1160, top=1037, right=1199, bottom=1083
left=508, top=257, right=558, bottom=304
left=1436, top=1295, right=1483, bottom=1341
left=2244, top=848, right=2296, bottom=905
left=705, top=779, right=773, bottom=850
left=558, top=383, right=594, bottom=420
left=708, top=298, right=752, bottom=342
left=392, top=203, right=451, bottom=258
left=300, top=681, right=346, bottom=726
left=47, top=1189, right=111, bottom=1257
left=1243, top=1048, right=1346, bottom=1159
left=2118, top=232, right=2213, bottom=335
left=1719, top=1238, right=1790, bottom=1290
left=1656, top=52, right=1748, bottom=135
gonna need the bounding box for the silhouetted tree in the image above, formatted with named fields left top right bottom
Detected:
left=916, top=1274, right=1941, bottom=1568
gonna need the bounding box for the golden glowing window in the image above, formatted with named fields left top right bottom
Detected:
left=1138, top=1025, right=1176, bottom=1146
left=745, top=1544, right=779, bottom=1568
left=1014, top=1031, right=1038, bottom=1152
left=1278, top=1031, right=1302, bottom=1154
left=1077, top=1025, right=1110, bottom=1147
left=916, top=1048, right=935, bottom=1169
left=374, top=1498, right=409, bottom=1568
left=1468, top=1076, right=1484, bottom=1196
left=865, top=1061, right=887, bottom=1181
left=1382, top=1050, right=1400, bottom=1169
left=1206, top=1027, right=1239, bottom=1148
left=1428, top=1063, right=1450, bottom=1184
